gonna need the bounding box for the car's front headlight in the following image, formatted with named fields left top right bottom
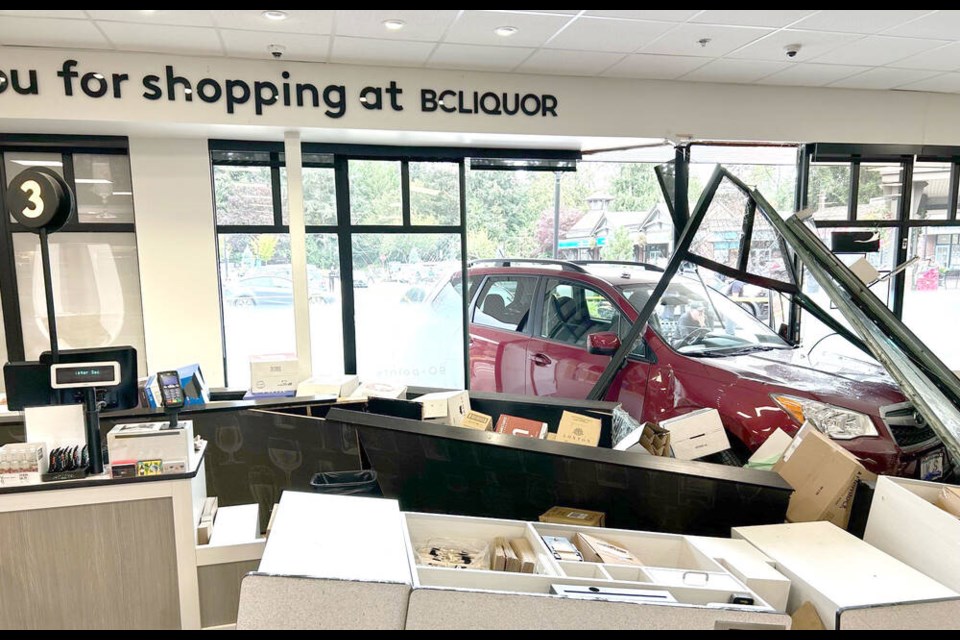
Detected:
left=772, top=394, right=879, bottom=440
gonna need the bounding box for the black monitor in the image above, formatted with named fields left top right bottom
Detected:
left=38, top=346, right=139, bottom=411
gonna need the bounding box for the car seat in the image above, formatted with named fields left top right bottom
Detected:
left=482, top=293, right=507, bottom=323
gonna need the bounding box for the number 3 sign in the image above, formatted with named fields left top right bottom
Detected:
left=5, top=167, right=73, bottom=232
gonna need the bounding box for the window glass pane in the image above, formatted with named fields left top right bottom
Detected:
left=903, top=226, right=960, bottom=370
left=466, top=168, right=556, bottom=259
left=217, top=233, right=294, bottom=388
left=911, top=162, right=952, bottom=221
left=4, top=152, right=64, bottom=184
left=214, top=165, right=274, bottom=226
left=349, top=160, right=401, bottom=225
left=814, top=226, right=897, bottom=310
left=809, top=162, right=851, bottom=221
left=280, top=166, right=338, bottom=226
left=689, top=177, right=750, bottom=269
left=74, top=154, right=134, bottom=224
left=689, top=145, right=798, bottom=215
left=410, top=162, right=460, bottom=225
left=541, top=278, right=623, bottom=347
left=473, top=276, right=536, bottom=332
left=857, top=163, right=902, bottom=221
left=306, top=235, right=344, bottom=376
left=13, top=232, right=147, bottom=375
left=353, top=233, right=463, bottom=388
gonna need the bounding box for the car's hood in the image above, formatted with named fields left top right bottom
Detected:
left=701, top=347, right=904, bottom=408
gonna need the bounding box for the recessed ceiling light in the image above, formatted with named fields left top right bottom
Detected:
left=262, top=10, right=288, bottom=21
left=383, top=19, right=406, bottom=31
left=495, top=26, right=518, bottom=37
left=112, top=191, right=133, bottom=196
left=75, top=179, right=113, bottom=185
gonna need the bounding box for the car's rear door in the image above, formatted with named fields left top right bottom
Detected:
left=526, top=277, right=651, bottom=418
left=469, top=274, right=538, bottom=394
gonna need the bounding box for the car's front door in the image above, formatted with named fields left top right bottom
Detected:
left=469, top=275, right=538, bottom=394
left=526, top=278, right=651, bottom=418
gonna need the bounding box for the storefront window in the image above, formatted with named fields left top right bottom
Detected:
left=808, top=162, right=851, bottom=221
left=13, top=232, right=147, bottom=375
left=410, top=161, right=460, bottom=226
left=856, top=163, right=901, bottom=221
left=74, top=153, right=135, bottom=224
left=214, top=165, right=274, bottom=226
left=349, top=160, right=402, bottom=225
left=352, top=233, right=463, bottom=388
left=911, top=162, right=953, bottom=221
left=306, top=234, right=344, bottom=377
left=281, top=161, right=337, bottom=226
left=217, top=233, right=296, bottom=388
left=903, top=226, right=960, bottom=370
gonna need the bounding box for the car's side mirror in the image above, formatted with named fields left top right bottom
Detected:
left=588, top=332, right=621, bottom=356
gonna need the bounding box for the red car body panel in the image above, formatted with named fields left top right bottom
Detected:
left=464, top=266, right=945, bottom=476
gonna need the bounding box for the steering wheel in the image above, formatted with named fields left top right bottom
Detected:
left=674, top=326, right=712, bottom=350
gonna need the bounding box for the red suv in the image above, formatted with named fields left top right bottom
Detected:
left=462, top=259, right=948, bottom=478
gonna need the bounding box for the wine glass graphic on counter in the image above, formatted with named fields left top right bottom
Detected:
left=249, top=465, right=280, bottom=528
left=216, top=424, right=244, bottom=465
left=268, top=437, right=302, bottom=485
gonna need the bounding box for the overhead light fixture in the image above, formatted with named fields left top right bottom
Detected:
left=112, top=191, right=133, bottom=196
left=262, top=10, right=288, bottom=21
left=13, top=160, right=63, bottom=168
left=75, top=179, right=113, bottom=184
left=383, top=19, right=406, bottom=31
left=495, top=26, right=518, bottom=37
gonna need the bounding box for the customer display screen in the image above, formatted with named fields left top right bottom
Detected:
left=55, top=366, right=115, bottom=385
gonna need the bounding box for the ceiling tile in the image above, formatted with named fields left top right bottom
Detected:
left=883, top=10, right=960, bottom=39
left=220, top=30, right=329, bottom=62
left=87, top=10, right=214, bottom=26
left=827, top=67, right=940, bottom=90
left=727, top=29, right=859, bottom=63
left=0, top=17, right=109, bottom=48
left=813, top=35, right=948, bottom=67
left=334, top=10, right=459, bottom=41
left=0, top=10, right=87, bottom=19
left=602, top=54, right=709, bottom=80
left=444, top=10, right=570, bottom=47
left=756, top=63, right=871, bottom=87
left=494, top=10, right=580, bottom=16
left=516, top=49, right=626, bottom=76
left=895, top=72, right=960, bottom=93
left=545, top=17, right=675, bottom=53
left=585, top=10, right=701, bottom=22
left=330, top=36, right=435, bottom=67
left=891, top=42, right=960, bottom=72
left=210, top=10, right=333, bottom=34
left=641, top=23, right=772, bottom=57
left=427, top=43, right=535, bottom=71
left=680, top=59, right=791, bottom=83
left=96, top=22, right=223, bottom=56
left=691, top=10, right=816, bottom=28
left=791, top=10, right=932, bottom=34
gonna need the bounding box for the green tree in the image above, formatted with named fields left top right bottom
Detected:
left=611, top=163, right=660, bottom=212
left=604, top=227, right=635, bottom=261
left=253, top=234, right=279, bottom=264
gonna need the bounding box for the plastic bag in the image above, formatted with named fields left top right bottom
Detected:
left=415, top=537, right=490, bottom=570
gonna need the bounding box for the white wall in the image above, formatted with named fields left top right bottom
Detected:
left=128, top=137, right=224, bottom=387
left=0, top=47, right=959, bottom=145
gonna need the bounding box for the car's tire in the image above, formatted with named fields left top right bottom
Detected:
left=234, top=296, right=255, bottom=307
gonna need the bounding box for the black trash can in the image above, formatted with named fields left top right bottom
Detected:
left=310, top=469, right=382, bottom=497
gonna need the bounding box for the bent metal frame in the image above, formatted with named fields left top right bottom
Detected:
left=588, top=165, right=960, bottom=465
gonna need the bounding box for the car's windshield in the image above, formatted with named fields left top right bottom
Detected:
left=619, top=273, right=791, bottom=355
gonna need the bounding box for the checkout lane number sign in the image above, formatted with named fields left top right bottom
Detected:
left=5, top=167, right=73, bottom=232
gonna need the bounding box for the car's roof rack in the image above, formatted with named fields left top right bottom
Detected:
left=469, top=259, right=588, bottom=273
left=571, top=260, right=665, bottom=273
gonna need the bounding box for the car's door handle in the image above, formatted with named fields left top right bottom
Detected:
left=531, top=353, right=552, bottom=367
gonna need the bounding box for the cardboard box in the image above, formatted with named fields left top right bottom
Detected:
left=661, top=408, right=731, bottom=460
left=573, top=532, right=643, bottom=566
left=296, top=374, right=359, bottom=398
left=351, top=381, right=408, bottom=400
left=413, top=391, right=471, bottom=426
left=460, top=410, right=493, bottom=431
left=555, top=411, right=602, bottom=447
left=774, top=422, right=875, bottom=529
left=745, top=428, right=793, bottom=470
left=250, top=354, right=300, bottom=394
left=935, top=486, right=960, bottom=518
left=791, top=601, right=826, bottom=630
left=494, top=414, right=547, bottom=439
left=539, top=506, right=605, bottom=528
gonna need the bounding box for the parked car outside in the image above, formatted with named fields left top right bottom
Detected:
left=454, top=260, right=948, bottom=478
left=224, top=274, right=333, bottom=306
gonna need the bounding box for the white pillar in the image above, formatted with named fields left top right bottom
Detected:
left=284, top=131, right=313, bottom=382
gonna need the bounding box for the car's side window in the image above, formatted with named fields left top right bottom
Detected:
left=541, top=279, right=623, bottom=347
left=473, top=276, right=537, bottom=332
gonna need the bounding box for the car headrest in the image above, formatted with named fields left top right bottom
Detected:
left=483, top=293, right=506, bottom=320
